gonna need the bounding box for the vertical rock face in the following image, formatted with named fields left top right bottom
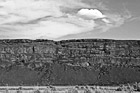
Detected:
left=0, top=39, right=140, bottom=86
left=0, top=39, right=56, bottom=86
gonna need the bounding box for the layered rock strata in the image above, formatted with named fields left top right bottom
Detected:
left=0, top=39, right=140, bottom=86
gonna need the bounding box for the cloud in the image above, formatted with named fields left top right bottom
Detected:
left=99, top=12, right=132, bottom=32
left=0, top=15, right=96, bottom=39
left=77, top=8, right=131, bottom=33
left=0, top=0, right=92, bottom=39
left=0, top=0, right=90, bottom=23
left=0, top=0, right=132, bottom=40
left=77, top=9, right=106, bottom=19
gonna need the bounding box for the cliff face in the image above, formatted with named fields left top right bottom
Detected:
left=0, top=39, right=140, bottom=86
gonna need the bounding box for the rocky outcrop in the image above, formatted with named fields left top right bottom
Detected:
left=0, top=39, right=140, bottom=86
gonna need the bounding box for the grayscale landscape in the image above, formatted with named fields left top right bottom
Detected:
left=0, top=0, right=140, bottom=93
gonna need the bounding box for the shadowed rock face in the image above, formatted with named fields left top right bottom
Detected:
left=0, top=39, right=140, bottom=86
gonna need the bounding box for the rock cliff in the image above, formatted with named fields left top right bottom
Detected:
left=0, top=39, right=140, bottom=86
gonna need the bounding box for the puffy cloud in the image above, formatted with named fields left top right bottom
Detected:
left=77, top=9, right=106, bottom=19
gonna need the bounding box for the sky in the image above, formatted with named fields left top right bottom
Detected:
left=0, top=0, right=139, bottom=40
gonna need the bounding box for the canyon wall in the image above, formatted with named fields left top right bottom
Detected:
left=0, top=39, right=140, bottom=86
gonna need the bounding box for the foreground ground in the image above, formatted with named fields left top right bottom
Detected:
left=0, top=86, right=139, bottom=93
